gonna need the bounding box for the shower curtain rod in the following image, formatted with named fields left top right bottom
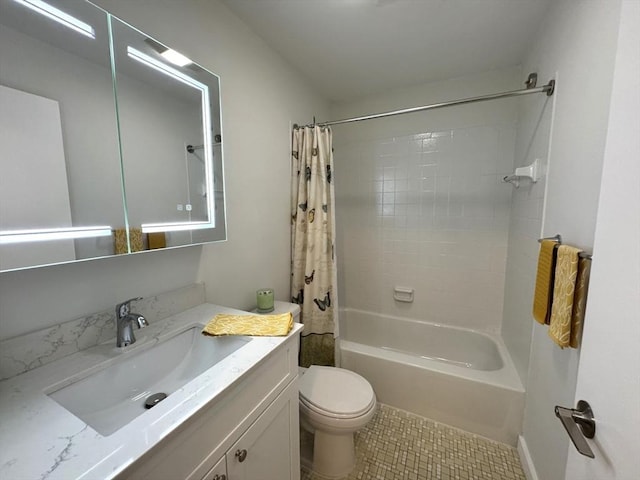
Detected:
left=294, top=73, right=555, bottom=129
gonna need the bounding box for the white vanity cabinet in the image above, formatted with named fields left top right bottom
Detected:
left=225, top=381, right=298, bottom=479
left=117, top=334, right=300, bottom=480
left=200, top=381, right=299, bottom=480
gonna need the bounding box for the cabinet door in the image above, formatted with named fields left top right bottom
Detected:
left=201, top=456, right=226, bottom=480
left=226, top=382, right=299, bottom=480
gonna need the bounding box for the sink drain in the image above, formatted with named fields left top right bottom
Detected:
left=144, top=392, right=167, bottom=409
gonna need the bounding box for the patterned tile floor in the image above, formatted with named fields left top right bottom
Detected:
left=301, top=404, right=526, bottom=480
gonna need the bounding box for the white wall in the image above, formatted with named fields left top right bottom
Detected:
left=566, top=3, right=640, bottom=478
left=0, top=0, right=329, bottom=340
left=331, top=68, right=520, bottom=332
left=0, top=86, right=76, bottom=270
left=508, top=1, right=622, bottom=479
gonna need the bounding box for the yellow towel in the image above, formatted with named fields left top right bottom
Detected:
left=548, top=245, right=582, bottom=348
left=113, top=227, right=144, bottom=254
left=532, top=239, right=559, bottom=324
left=113, top=228, right=128, bottom=255
left=129, top=228, right=144, bottom=252
left=569, top=257, right=592, bottom=348
left=202, top=313, right=293, bottom=337
left=148, top=232, right=166, bottom=250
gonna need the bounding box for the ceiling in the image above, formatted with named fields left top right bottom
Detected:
left=222, top=0, right=553, bottom=102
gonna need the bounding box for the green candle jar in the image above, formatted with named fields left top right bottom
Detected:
left=256, top=288, right=275, bottom=313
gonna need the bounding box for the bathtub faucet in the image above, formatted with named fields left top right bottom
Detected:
left=115, top=297, right=149, bottom=347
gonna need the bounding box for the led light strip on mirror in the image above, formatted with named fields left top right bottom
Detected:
left=0, top=226, right=112, bottom=244
left=11, top=0, right=95, bottom=38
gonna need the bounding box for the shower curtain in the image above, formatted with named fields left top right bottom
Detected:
left=291, top=126, right=337, bottom=367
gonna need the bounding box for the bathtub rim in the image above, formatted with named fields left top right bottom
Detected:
left=339, top=307, right=504, bottom=342
left=338, top=307, right=524, bottom=393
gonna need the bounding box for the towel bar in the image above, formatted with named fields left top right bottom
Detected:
left=538, top=234, right=593, bottom=260
left=538, top=234, right=562, bottom=243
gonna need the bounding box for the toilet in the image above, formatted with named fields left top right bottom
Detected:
left=255, top=301, right=377, bottom=478
left=299, top=365, right=376, bottom=478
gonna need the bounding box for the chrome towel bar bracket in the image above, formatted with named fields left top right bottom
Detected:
left=538, top=234, right=562, bottom=244
left=538, top=234, right=593, bottom=260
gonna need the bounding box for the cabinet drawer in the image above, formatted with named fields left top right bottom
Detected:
left=118, top=337, right=298, bottom=480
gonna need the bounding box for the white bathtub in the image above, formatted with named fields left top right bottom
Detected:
left=339, top=308, right=524, bottom=445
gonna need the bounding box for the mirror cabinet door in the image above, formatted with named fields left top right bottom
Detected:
left=109, top=17, right=225, bottom=250
left=0, top=0, right=125, bottom=270
left=0, top=0, right=226, bottom=272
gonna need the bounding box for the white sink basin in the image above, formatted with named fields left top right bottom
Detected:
left=48, top=326, right=250, bottom=436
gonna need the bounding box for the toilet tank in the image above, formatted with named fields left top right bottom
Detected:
left=253, top=301, right=301, bottom=323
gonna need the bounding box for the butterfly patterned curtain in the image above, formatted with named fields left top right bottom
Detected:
left=291, top=126, right=337, bottom=367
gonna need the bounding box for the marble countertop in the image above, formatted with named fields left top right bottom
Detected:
left=0, top=303, right=302, bottom=480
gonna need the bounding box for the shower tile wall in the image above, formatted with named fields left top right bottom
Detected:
left=335, top=123, right=516, bottom=333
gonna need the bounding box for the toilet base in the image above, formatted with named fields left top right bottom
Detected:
left=312, top=429, right=356, bottom=479
left=299, top=426, right=314, bottom=471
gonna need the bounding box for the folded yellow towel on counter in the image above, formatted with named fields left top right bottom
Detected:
left=202, top=313, right=293, bottom=337
left=532, top=239, right=559, bottom=324
left=548, top=245, right=582, bottom=348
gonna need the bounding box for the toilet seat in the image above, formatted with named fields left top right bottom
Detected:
left=299, top=366, right=376, bottom=419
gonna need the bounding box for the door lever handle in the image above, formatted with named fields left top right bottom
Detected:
left=554, top=400, right=596, bottom=458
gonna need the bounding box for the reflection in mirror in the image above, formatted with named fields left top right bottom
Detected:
left=0, top=0, right=123, bottom=270
left=0, top=0, right=226, bottom=271
left=111, top=17, right=225, bottom=250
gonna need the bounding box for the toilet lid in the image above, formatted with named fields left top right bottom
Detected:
left=299, top=366, right=375, bottom=417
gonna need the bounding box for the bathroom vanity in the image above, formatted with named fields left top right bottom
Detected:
left=0, top=303, right=302, bottom=480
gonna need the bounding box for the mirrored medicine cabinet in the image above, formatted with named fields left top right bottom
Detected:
left=0, top=0, right=227, bottom=272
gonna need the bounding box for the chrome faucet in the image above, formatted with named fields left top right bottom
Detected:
left=115, top=297, right=149, bottom=347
